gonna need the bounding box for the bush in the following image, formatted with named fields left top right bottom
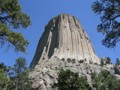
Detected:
left=116, top=58, right=120, bottom=65
left=114, top=66, right=120, bottom=75
left=100, top=60, right=104, bottom=66
left=106, top=57, right=111, bottom=64
left=78, top=60, right=84, bottom=63
left=54, top=69, right=90, bottom=90
left=67, top=58, right=71, bottom=63
left=71, top=59, right=75, bottom=63
left=62, top=58, right=65, bottom=61
left=91, top=70, right=120, bottom=90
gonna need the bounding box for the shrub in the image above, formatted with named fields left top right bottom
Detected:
left=100, top=60, right=104, bottom=66
left=54, top=69, right=90, bottom=90
left=79, top=60, right=84, bottom=63
left=71, top=59, right=75, bottom=63
left=62, top=58, right=65, bottom=61
left=106, top=57, right=111, bottom=64
left=67, top=58, right=71, bottom=63
left=114, top=66, right=120, bottom=75
left=91, top=70, right=120, bottom=90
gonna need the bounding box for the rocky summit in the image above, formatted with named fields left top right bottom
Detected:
left=30, top=14, right=100, bottom=68
left=29, top=14, right=115, bottom=90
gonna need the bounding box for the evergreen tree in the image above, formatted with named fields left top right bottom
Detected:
left=106, top=57, right=111, bottom=64
left=54, top=69, right=90, bottom=90
left=91, top=70, right=120, bottom=90
left=7, top=58, right=32, bottom=90
left=116, top=58, right=120, bottom=65
left=0, top=0, right=31, bottom=52
left=92, top=0, right=120, bottom=48
left=114, top=58, right=120, bottom=74
left=100, top=59, right=104, bottom=66
left=0, top=63, right=9, bottom=90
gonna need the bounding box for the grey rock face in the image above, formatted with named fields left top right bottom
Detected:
left=30, top=14, right=100, bottom=68
left=30, top=57, right=114, bottom=90
left=30, top=14, right=102, bottom=90
left=29, top=14, right=120, bottom=90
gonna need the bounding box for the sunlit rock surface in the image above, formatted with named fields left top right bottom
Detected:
left=30, top=14, right=103, bottom=90
left=30, top=14, right=100, bottom=68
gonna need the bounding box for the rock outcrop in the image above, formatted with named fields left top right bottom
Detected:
left=30, top=14, right=100, bottom=68
left=30, top=14, right=102, bottom=90
left=30, top=57, right=114, bottom=90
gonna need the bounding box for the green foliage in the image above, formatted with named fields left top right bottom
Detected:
left=62, top=58, right=65, bottom=61
left=78, top=60, right=84, bottom=63
left=116, top=58, right=120, bottom=65
left=114, top=58, right=120, bottom=74
left=114, top=66, right=120, bottom=75
left=92, top=0, right=120, bottom=48
left=7, top=58, right=32, bottom=90
left=91, top=70, right=120, bottom=90
left=66, top=58, right=76, bottom=63
left=100, top=59, right=104, bottom=66
left=67, top=58, right=71, bottom=63
left=0, top=63, right=9, bottom=72
left=0, top=63, right=9, bottom=90
left=0, top=70, right=8, bottom=90
left=54, top=69, right=90, bottom=90
left=106, top=57, right=111, bottom=64
left=0, top=0, right=31, bottom=52
left=71, top=59, right=75, bottom=63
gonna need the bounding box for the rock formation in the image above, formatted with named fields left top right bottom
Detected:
left=30, top=14, right=103, bottom=90
left=30, top=14, right=100, bottom=68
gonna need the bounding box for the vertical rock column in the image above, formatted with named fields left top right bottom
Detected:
left=30, top=14, right=100, bottom=68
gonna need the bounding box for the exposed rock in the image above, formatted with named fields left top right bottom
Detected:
left=30, top=57, right=114, bottom=90
left=30, top=14, right=100, bottom=68
left=29, top=14, right=118, bottom=90
left=114, top=74, right=120, bottom=80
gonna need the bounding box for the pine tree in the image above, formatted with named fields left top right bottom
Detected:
left=54, top=69, right=90, bottom=90
left=0, top=63, right=9, bottom=90
left=116, top=58, right=120, bottom=65
left=92, top=0, right=120, bottom=48
left=106, top=57, right=111, bottom=64
left=7, top=58, right=32, bottom=90
left=0, top=0, right=31, bottom=52
left=91, top=70, right=120, bottom=90
left=100, top=59, right=104, bottom=66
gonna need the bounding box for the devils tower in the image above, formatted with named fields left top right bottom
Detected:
left=30, top=14, right=100, bottom=68
left=30, top=14, right=101, bottom=90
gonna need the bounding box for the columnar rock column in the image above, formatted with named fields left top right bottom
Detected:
left=29, top=14, right=101, bottom=90
left=30, top=14, right=100, bottom=68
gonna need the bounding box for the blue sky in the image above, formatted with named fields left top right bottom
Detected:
left=0, top=0, right=120, bottom=66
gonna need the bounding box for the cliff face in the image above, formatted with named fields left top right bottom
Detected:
left=29, top=14, right=104, bottom=90
left=30, top=14, right=100, bottom=68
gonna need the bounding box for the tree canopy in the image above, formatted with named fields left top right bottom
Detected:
left=91, top=70, right=120, bottom=90
left=92, top=0, right=120, bottom=48
left=116, top=58, right=120, bottom=65
left=0, top=0, right=31, bottom=52
left=7, top=58, right=32, bottom=90
left=54, top=69, right=90, bottom=90
left=0, top=63, right=9, bottom=90
left=0, top=58, right=32, bottom=90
